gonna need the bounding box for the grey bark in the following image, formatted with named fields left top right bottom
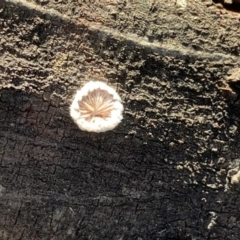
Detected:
left=1, top=0, right=240, bottom=239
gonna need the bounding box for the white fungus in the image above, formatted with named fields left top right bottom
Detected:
left=70, top=81, right=124, bottom=133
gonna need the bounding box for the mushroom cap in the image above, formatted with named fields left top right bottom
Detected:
left=70, top=81, right=124, bottom=132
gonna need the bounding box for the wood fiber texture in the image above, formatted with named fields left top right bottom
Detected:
left=1, top=0, right=240, bottom=239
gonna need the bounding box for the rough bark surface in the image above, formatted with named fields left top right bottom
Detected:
left=1, top=0, right=240, bottom=239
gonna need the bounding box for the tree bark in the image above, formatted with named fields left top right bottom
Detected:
left=1, top=0, right=240, bottom=239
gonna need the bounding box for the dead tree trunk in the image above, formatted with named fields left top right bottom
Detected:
left=1, top=0, right=240, bottom=239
